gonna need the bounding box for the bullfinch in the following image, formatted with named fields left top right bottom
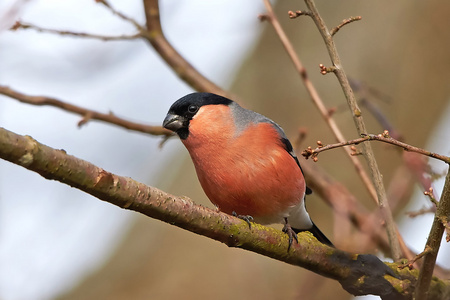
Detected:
left=163, top=92, right=333, bottom=248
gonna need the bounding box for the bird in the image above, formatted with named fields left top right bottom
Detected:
left=163, top=92, right=333, bottom=248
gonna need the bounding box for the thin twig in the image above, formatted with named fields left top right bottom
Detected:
left=302, top=130, right=450, bottom=164
left=358, top=89, right=443, bottom=211
left=303, top=0, right=401, bottom=261
left=13, top=1, right=233, bottom=100
left=415, top=168, right=450, bottom=299
left=288, top=10, right=311, bottom=19
left=424, top=187, right=439, bottom=206
left=11, top=21, right=142, bottom=41
left=406, top=206, right=436, bottom=218
left=330, top=16, right=362, bottom=36
left=0, top=85, right=171, bottom=136
left=299, top=148, right=450, bottom=278
left=399, top=245, right=432, bottom=270
left=96, top=0, right=145, bottom=30
left=261, top=0, right=378, bottom=204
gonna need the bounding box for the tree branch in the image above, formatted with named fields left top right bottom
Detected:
left=11, top=21, right=142, bottom=41
left=302, top=131, right=450, bottom=164
left=1, top=126, right=448, bottom=299
left=302, top=0, right=402, bottom=261
left=330, top=16, right=362, bottom=37
left=4, top=82, right=447, bottom=279
left=11, top=0, right=233, bottom=100
left=0, top=85, right=171, bottom=136
left=141, top=0, right=233, bottom=98
left=97, top=0, right=145, bottom=30
left=300, top=158, right=450, bottom=280
left=407, top=206, right=436, bottom=218
left=300, top=160, right=391, bottom=253
left=261, top=0, right=378, bottom=205
left=415, top=168, right=450, bottom=299
left=0, top=76, right=425, bottom=262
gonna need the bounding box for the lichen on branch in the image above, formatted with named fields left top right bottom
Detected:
left=0, top=126, right=448, bottom=299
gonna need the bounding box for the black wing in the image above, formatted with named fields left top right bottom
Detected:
left=280, top=137, right=312, bottom=195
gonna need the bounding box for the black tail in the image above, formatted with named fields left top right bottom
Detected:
left=293, top=223, right=334, bottom=247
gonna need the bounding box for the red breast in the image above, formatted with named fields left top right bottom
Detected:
left=182, top=105, right=305, bottom=223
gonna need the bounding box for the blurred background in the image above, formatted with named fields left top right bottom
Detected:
left=0, top=0, right=449, bottom=299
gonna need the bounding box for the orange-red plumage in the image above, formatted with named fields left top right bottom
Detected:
left=163, top=93, right=333, bottom=247
left=184, top=105, right=305, bottom=222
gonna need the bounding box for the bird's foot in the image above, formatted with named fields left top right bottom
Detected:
left=282, top=218, right=298, bottom=251
left=232, top=211, right=253, bottom=229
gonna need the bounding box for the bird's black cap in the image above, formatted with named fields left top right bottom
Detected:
left=163, top=93, right=233, bottom=139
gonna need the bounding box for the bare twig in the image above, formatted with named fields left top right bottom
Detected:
left=11, top=21, right=142, bottom=41
left=96, top=0, right=145, bottom=30
left=406, top=206, right=436, bottom=218
left=399, top=246, right=432, bottom=270
left=357, top=89, right=443, bottom=214
left=142, top=0, right=233, bottom=98
left=302, top=130, right=450, bottom=164
left=300, top=146, right=450, bottom=278
left=0, top=0, right=30, bottom=30
left=330, top=16, right=362, bottom=36
left=302, top=0, right=401, bottom=261
left=261, top=0, right=378, bottom=204
left=424, top=187, right=439, bottom=206
left=12, top=0, right=232, bottom=100
left=415, top=168, right=450, bottom=299
left=0, top=85, right=171, bottom=136
left=288, top=10, right=311, bottom=19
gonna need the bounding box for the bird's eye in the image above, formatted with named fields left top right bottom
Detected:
left=188, top=105, right=199, bottom=114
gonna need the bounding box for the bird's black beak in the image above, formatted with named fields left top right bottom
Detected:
left=163, top=113, right=187, bottom=132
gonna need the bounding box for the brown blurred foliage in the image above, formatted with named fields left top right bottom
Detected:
left=59, top=1, right=450, bottom=299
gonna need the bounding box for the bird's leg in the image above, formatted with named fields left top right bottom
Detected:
left=232, top=211, right=253, bottom=229
left=282, top=218, right=298, bottom=251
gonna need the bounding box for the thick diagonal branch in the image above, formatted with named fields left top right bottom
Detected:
left=1, top=126, right=443, bottom=299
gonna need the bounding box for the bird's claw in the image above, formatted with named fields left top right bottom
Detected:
left=282, top=220, right=298, bottom=251
left=232, top=211, right=253, bottom=229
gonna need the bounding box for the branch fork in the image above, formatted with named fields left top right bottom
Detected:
left=302, top=130, right=450, bottom=164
